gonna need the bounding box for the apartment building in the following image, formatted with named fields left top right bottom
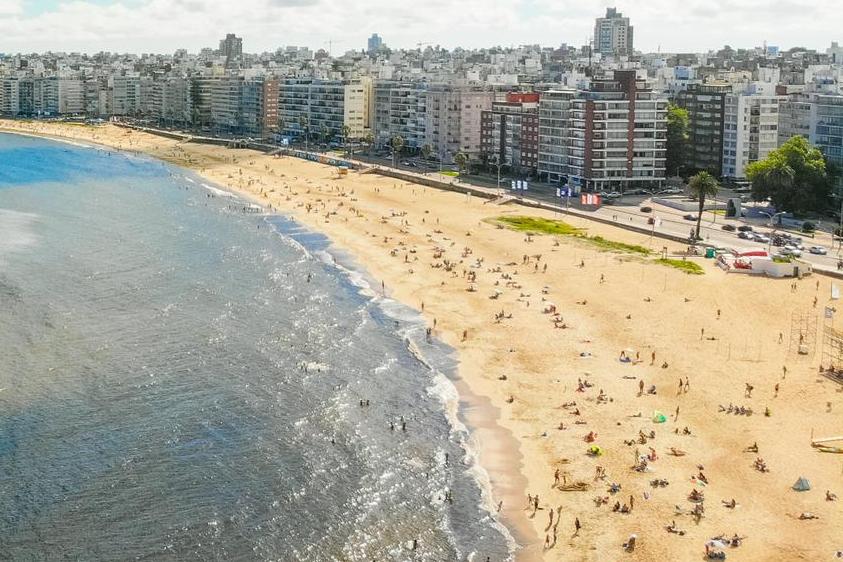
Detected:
left=722, top=91, right=784, bottom=180
left=372, top=81, right=427, bottom=150
left=779, top=91, right=843, bottom=194
left=539, top=71, right=667, bottom=192
left=423, top=84, right=495, bottom=160
left=279, top=78, right=371, bottom=142
left=537, top=89, right=575, bottom=183
left=674, top=82, right=731, bottom=175
left=108, top=75, right=141, bottom=116
left=0, top=78, right=22, bottom=116
left=594, top=8, right=634, bottom=57
left=480, top=92, right=540, bottom=175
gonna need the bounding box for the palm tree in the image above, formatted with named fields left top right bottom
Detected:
left=341, top=124, right=351, bottom=156
left=688, top=171, right=720, bottom=239
left=453, top=151, right=469, bottom=176
left=390, top=135, right=405, bottom=168
left=363, top=132, right=375, bottom=158
left=298, top=115, right=309, bottom=151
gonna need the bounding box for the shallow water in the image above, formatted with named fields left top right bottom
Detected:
left=0, top=133, right=513, bottom=560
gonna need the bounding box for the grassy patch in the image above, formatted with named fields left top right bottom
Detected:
left=497, top=216, right=585, bottom=236
left=656, top=258, right=705, bottom=275
left=496, top=216, right=650, bottom=255
left=440, top=170, right=459, bottom=177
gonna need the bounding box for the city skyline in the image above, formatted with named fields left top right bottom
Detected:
left=0, top=0, right=840, bottom=55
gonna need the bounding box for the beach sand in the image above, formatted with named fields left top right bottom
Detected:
left=3, top=121, right=842, bottom=561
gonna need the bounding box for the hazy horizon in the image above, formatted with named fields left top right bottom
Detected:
left=0, top=0, right=838, bottom=56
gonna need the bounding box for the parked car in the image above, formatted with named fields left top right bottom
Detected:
left=809, top=246, right=828, bottom=255
left=721, top=224, right=736, bottom=232
left=738, top=231, right=755, bottom=240
left=737, top=225, right=754, bottom=232
left=683, top=214, right=697, bottom=221
left=640, top=206, right=653, bottom=213
left=754, top=234, right=770, bottom=244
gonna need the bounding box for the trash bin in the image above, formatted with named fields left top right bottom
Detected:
left=705, top=247, right=716, bottom=259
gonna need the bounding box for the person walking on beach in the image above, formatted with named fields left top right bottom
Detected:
left=574, top=517, right=581, bottom=536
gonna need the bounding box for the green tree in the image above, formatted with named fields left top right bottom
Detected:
left=453, top=151, right=469, bottom=176
left=363, top=131, right=375, bottom=157
left=688, top=171, right=719, bottom=238
left=421, top=143, right=433, bottom=161
left=746, top=136, right=837, bottom=215
left=666, top=103, right=690, bottom=177
left=390, top=135, right=405, bottom=167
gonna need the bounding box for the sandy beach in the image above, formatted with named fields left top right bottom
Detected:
left=3, top=120, right=841, bottom=562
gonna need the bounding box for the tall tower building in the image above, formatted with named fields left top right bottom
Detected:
left=367, top=34, right=383, bottom=54
left=594, top=8, right=633, bottom=57
left=219, top=33, right=243, bottom=67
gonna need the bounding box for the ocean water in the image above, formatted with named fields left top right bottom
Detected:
left=0, top=133, right=513, bottom=560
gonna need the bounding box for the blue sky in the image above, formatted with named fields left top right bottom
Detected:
left=1, top=0, right=840, bottom=55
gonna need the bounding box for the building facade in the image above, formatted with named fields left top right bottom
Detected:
left=674, top=82, right=731, bottom=176
left=481, top=92, right=540, bottom=175
left=594, top=8, right=633, bottom=57
left=372, top=81, right=428, bottom=150
left=722, top=92, right=784, bottom=180
left=539, top=71, right=667, bottom=192
left=278, top=78, right=372, bottom=142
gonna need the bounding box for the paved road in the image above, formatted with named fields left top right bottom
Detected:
left=343, top=154, right=843, bottom=275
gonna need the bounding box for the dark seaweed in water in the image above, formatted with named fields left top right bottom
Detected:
left=0, top=133, right=513, bottom=561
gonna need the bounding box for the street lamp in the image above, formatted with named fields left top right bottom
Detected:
left=758, top=211, right=787, bottom=254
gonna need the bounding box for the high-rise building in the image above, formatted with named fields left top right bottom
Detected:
left=481, top=93, right=541, bottom=175
left=367, top=34, right=383, bottom=54
left=423, top=84, right=495, bottom=160
left=219, top=33, right=243, bottom=67
left=675, top=82, right=732, bottom=176
left=721, top=91, right=784, bottom=180
left=278, top=78, right=372, bottom=143
left=779, top=91, right=843, bottom=195
left=538, top=71, right=668, bottom=192
left=373, top=81, right=428, bottom=150
left=594, top=8, right=633, bottom=57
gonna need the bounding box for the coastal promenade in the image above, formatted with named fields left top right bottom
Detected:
left=2, top=120, right=841, bottom=561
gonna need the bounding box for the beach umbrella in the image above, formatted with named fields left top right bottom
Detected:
left=587, top=445, right=604, bottom=456
left=792, top=477, right=811, bottom=491
left=652, top=411, right=667, bottom=423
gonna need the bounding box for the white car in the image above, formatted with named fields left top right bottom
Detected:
left=809, top=246, right=828, bottom=255
left=754, top=235, right=770, bottom=244
left=781, top=246, right=802, bottom=257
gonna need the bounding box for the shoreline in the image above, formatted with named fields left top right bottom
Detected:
left=0, top=125, right=540, bottom=559
left=4, top=121, right=843, bottom=561
left=264, top=210, right=533, bottom=558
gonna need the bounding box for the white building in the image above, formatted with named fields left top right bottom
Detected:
left=722, top=91, right=784, bottom=179
left=594, top=8, right=633, bottom=57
